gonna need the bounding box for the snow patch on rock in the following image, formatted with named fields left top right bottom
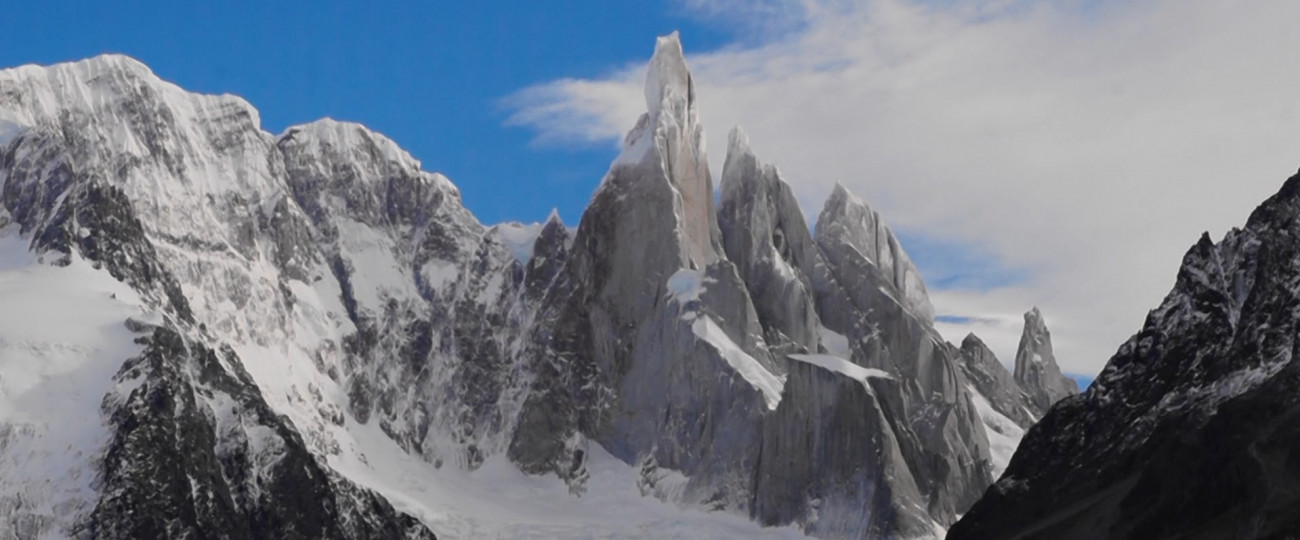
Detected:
left=692, top=316, right=785, bottom=410
left=0, top=119, right=22, bottom=147
left=666, top=268, right=713, bottom=305
left=819, top=328, right=851, bottom=358
left=789, top=354, right=892, bottom=386
left=966, top=385, right=1024, bottom=478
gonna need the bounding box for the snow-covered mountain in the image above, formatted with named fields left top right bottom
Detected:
left=950, top=170, right=1300, bottom=539
left=0, top=34, right=1050, bottom=539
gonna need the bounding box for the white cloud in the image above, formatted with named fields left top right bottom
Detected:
left=503, top=0, right=1300, bottom=375
left=673, top=0, right=811, bottom=28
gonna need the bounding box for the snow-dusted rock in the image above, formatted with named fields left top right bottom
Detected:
left=954, top=333, right=1039, bottom=478
left=952, top=169, right=1300, bottom=539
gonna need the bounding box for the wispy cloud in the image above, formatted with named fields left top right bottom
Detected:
left=502, top=0, right=1300, bottom=374
left=671, top=0, right=814, bottom=35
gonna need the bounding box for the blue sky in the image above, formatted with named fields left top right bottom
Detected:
left=0, top=0, right=740, bottom=226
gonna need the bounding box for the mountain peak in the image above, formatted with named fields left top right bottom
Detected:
left=0, top=53, right=263, bottom=152
left=644, top=31, right=692, bottom=115
left=601, top=33, right=719, bottom=267
left=829, top=180, right=850, bottom=197
left=727, top=125, right=751, bottom=158
left=0, top=53, right=155, bottom=82
left=1023, top=306, right=1046, bottom=333
left=58, top=53, right=155, bottom=78
left=544, top=207, right=563, bottom=226
left=278, top=117, right=430, bottom=183
left=1020, top=307, right=1047, bottom=341
left=815, top=183, right=935, bottom=323
left=1013, top=307, right=1078, bottom=409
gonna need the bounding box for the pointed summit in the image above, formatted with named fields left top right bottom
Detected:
left=603, top=32, right=719, bottom=267
left=957, top=332, right=1042, bottom=430
left=644, top=31, right=693, bottom=115
left=1013, top=307, right=1078, bottom=410
left=615, top=32, right=702, bottom=169
left=815, top=183, right=934, bottom=323
left=718, top=124, right=822, bottom=351
left=544, top=207, right=563, bottom=226
left=727, top=126, right=751, bottom=158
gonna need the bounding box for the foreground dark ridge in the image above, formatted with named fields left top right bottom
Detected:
left=951, top=169, right=1300, bottom=540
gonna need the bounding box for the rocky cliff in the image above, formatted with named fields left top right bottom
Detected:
left=950, top=169, right=1300, bottom=540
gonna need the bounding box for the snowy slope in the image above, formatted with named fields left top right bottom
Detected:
left=331, top=419, right=810, bottom=539
left=965, top=386, right=1024, bottom=478
left=0, top=231, right=145, bottom=538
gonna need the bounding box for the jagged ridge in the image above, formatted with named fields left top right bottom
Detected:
left=951, top=169, right=1300, bottom=539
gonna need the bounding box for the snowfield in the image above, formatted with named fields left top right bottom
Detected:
left=331, top=419, right=810, bottom=539
left=0, top=232, right=146, bottom=537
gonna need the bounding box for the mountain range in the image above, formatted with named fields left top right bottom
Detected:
left=28, top=31, right=1286, bottom=540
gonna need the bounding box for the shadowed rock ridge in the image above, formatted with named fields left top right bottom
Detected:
left=951, top=169, right=1300, bottom=540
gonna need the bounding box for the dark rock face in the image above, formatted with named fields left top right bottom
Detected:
left=958, top=334, right=1041, bottom=429
left=951, top=170, right=1300, bottom=540
left=89, top=328, right=435, bottom=540
left=1013, top=307, right=1079, bottom=411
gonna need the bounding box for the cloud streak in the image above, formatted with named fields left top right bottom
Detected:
left=503, top=0, right=1300, bottom=374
